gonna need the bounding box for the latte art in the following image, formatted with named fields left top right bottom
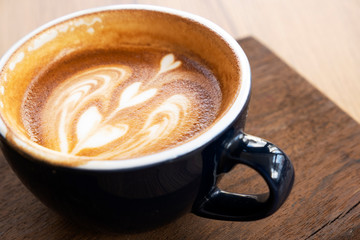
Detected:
left=22, top=49, right=222, bottom=159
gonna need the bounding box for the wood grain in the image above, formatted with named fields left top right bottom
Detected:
left=0, top=37, right=359, bottom=239
left=1, top=0, right=360, bottom=123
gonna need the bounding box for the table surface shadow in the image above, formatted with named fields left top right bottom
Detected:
left=0, top=37, right=359, bottom=240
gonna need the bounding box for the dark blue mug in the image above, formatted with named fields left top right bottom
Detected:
left=0, top=5, right=294, bottom=232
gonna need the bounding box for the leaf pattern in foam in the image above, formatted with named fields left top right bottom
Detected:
left=48, top=54, right=186, bottom=157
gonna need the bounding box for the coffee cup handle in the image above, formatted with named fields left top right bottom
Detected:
left=193, top=132, right=295, bottom=221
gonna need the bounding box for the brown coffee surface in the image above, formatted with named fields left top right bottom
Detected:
left=21, top=47, right=222, bottom=159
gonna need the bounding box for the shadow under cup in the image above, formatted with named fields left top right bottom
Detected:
left=0, top=6, right=293, bottom=232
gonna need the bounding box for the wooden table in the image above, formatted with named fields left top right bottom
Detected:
left=0, top=1, right=359, bottom=239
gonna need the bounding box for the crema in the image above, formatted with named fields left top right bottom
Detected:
left=21, top=47, right=222, bottom=159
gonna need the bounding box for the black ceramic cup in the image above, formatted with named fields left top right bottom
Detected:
left=0, top=5, right=294, bottom=232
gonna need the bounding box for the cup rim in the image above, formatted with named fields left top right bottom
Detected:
left=0, top=4, right=251, bottom=170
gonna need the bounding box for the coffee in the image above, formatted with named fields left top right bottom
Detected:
left=21, top=47, right=222, bottom=159
left=0, top=9, right=241, bottom=166
left=0, top=7, right=294, bottom=230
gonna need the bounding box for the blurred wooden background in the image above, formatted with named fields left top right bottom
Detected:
left=1, top=0, right=359, bottom=122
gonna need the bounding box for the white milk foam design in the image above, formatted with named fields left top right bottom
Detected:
left=43, top=54, right=190, bottom=158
